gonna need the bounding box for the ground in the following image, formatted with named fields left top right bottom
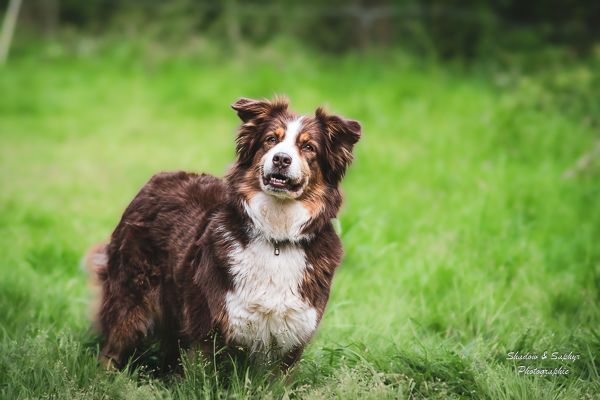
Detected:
left=1, top=42, right=599, bottom=399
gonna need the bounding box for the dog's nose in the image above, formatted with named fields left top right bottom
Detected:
left=272, top=152, right=292, bottom=168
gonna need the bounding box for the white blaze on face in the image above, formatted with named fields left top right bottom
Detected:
left=263, top=116, right=304, bottom=180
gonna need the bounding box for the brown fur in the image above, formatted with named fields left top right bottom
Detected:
left=87, top=97, right=361, bottom=372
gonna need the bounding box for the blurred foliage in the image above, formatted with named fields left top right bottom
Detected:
left=489, top=46, right=600, bottom=130
left=2, top=0, right=599, bottom=58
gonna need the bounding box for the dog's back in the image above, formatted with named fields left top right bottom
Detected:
left=86, top=171, right=227, bottom=368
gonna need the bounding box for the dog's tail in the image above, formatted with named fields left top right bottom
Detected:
left=81, top=242, right=108, bottom=331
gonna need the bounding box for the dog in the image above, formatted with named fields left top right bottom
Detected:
left=84, top=97, right=361, bottom=372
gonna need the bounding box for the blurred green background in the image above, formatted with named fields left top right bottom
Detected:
left=1, top=1, right=599, bottom=399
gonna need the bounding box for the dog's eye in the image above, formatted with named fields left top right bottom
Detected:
left=302, top=143, right=315, bottom=152
left=265, top=136, right=278, bottom=144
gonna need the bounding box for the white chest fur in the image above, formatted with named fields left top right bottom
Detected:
left=243, top=192, right=312, bottom=242
left=224, top=238, right=317, bottom=356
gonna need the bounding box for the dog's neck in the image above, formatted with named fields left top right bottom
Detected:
left=242, top=192, right=313, bottom=243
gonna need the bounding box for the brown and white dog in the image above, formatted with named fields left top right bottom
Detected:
left=84, top=97, right=361, bottom=371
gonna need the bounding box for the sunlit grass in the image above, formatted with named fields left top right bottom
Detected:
left=1, top=42, right=599, bottom=398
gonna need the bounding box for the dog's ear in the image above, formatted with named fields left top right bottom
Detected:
left=231, top=97, right=288, bottom=123
left=315, top=107, right=362, bottom=185
left=231, top=97, right=289, bottom=166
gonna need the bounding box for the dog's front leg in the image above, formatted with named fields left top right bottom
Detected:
left=281, top=346, right=304, bottom=374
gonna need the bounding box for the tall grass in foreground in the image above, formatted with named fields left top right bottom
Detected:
left=0, top=41, right=599, bottom=398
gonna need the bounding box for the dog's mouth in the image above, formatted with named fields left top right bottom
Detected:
left=262, top=172, right=304, bottom=192
left=261, top=172, right=304, bottom=198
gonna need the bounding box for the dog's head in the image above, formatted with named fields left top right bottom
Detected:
left=229, top=97, right=361, bottom=206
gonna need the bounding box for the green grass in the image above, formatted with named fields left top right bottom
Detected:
left=1, top=41, right=600, bottom=399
